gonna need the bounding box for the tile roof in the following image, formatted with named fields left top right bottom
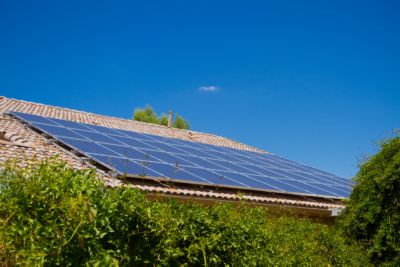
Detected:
left=0, top=96, right=345, bottom=212
left=0, top=96, right=265, bottom=153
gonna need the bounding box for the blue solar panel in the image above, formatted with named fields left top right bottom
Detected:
left=137, top=150, right=196, bottom=166
left=58, top=137, right=120, bottom=156
left=112, top=136, right=159, bottom=151
left=91, top=155, right=160, bottom=176
left=130, top=161, right=210, bottom=184
left=82, top=124, right=125, bottom=136
left=9, top=111, right=353, bottom=198
left=144, top=141, right=190, bottom=155
left=214, top=171, right=274, bottom=190
left=100, top=144, right=161, bottom=162
left=49, top=118, right=94, bottom=131
left=11, top=112, right=57, bottom=125
left=33, top=123, right=88, bottom=140
left=72, top=130, right=124, bottom=145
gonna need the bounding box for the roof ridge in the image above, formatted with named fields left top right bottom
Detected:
left=0, top=96, right=218, bottom=136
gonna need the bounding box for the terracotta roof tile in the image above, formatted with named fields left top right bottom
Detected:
left=0, top=96, right=265, bottom=153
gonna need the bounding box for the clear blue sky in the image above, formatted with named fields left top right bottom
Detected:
left=1, top=0, right=399, bottom=178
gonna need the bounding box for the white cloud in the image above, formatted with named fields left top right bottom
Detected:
left=198, top=86, right=220, bottom=92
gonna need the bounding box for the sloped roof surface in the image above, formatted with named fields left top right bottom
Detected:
left=0, top=97, right=264, bottom=153
left=0, top=96, right=344, bottom=210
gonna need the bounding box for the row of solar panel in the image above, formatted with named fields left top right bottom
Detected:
left=27, top=120, right=351, bottom=188
left=89, top=154, right=350, bottom=197
left=12, top=111, right=352, bottom=191
left=14, top=112, right=349, bottom=182
left=57, top=136, right=349, bottom=188
left=11, top=111, right=353, bottom=198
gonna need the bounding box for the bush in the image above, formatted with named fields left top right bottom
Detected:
left=0, top=159, right=368, bottom=266
left=339, top=134, right=400, bottom=265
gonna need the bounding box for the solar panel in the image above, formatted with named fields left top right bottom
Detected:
left=9, top=111, right=354, bottom=198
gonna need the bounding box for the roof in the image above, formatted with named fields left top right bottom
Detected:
left=0, top=96, right=345, bottom=213
left=0, top=96, right=264, bottom=153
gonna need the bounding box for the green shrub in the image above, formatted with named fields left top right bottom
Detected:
left=0, top=159, right=368, bottom=266
left=339, top=134, right=400, bottom=265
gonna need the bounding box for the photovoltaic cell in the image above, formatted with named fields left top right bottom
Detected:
left=11, top=112, right=57, bottom=125
left=58, top=137, right=120, bottom=156
left=49, top=118, right=94, bottom=131
left=9, top=111, right=354, bottom=198
left=71, top=130, right=124, bottom=145
left=32, top=123, right=88, bottom=140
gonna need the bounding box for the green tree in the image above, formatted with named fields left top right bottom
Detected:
left=339, top=133, right=400, bottom=265
left=172, top=114, right=190, bottom=130
left=133, top=105, right=159, bottom=124
left=159, top=113, right=169, bottom=126
left=133, top=105, right=190, bottom=130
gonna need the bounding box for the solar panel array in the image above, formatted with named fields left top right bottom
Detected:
left=10, top=111, right=353, bottom=198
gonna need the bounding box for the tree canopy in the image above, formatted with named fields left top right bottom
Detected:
left=133, top=105, right=190, bottom=130
left=339, top=133, right=400, bottom=265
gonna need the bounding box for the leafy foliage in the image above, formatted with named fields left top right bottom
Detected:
left=133, top=105, right=159, bottom=124
left=172, top=113, right=190, bottom=130
left=339, top=134, right=400, bottom=265
left=133, top=105, right=190, bottom=129
left=0, top=159, right=368, bottom=266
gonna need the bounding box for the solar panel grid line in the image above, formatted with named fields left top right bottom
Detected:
left=145, top=140, right=192, bottom=155
left=79, top=143, right=273, bottom=190
left=177, top=154, right=236, bottom=171
left=91, top=154, right=164, bottom=177
left=270, top=158, right=340, bottom=181
left=9, top=111, right=352, bottom=198
left=183, top=166, right=251, bottom=188
left=17, top=115, right=175, bottom=176
left=100, top=145, right=164, bottom=164
left=31, top=122, right=92, bottom=141
left=134, top=149, right=197, bottom=167
left=116, top=137, right=164, bottom=152
left=260, top=154, right=352, bottom=186
left=309, top=183, right=349, bottom=196
left=248, top=169, right=346, bottom=195
left=245, top=174, right=315, bottom=195
left=58, top=137, right=124, bottom=157
left=128, top=160, right=216, bottom=184
left=36, top=117, right=127, bottom=146
left=286, top=179, right=342, bottom=197
left=265, top=153, right=347, bottom=181
left=9, top=112, right=260, bottom=179
left=290, top=171, right=346, bottom=187
left=78, top=125, right=242, bottom=174
left=48, top=117, right=95, bottom=131
left=10, top=112, right=57, bottom=125
left=239, top=174, right=293, bottom=192
left=213, top=171, right=282, bottom=192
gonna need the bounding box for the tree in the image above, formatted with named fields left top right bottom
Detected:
left=339, top=133, right=400, bottom=265
left=158, top=113, right=169, bottom=127
left=172, top=114, right=190, bottom=130
left=132, top=106, right=190, bottom=130
left=133, top=105, right=159, bottom=124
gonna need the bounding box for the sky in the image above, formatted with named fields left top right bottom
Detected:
left=0, top=0, right=399, bottom=178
